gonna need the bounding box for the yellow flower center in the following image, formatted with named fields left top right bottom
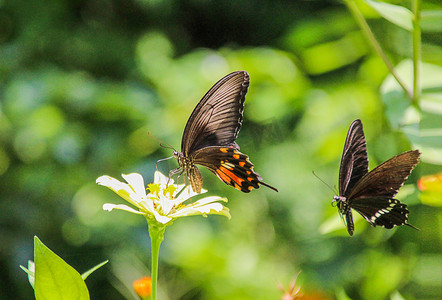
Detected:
left=147, top=183, right=160, bottom=196
left=163, top=185, right=176, bottom=197
left=147, top=183, right=177, bottom=198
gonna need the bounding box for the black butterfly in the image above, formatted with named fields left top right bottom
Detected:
left=333, top=119, right=420, bottom=236
left=170, top=71, right=277, bottom=193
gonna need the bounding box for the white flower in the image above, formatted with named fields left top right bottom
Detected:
left=96, top=171, right=230, bottom=224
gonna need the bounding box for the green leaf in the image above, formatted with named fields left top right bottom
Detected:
left=336, top=287, right=352, bottom=300
left=421, top=10, right=442, bottom=32
left=320, top=212, right=365, bottom=235
left=20, top=261, right=35, bottom=289
left=381, top=60, right=442, bottom=164
left=34, top=236, right=90, bottom=300
left=364, top=0, right=413, bottom=31
left=81, top=260, right=108, bottom=280
left=390, top=290, right=406, bottom=300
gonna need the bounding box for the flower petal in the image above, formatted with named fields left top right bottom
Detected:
left=103, top=203, right=145, bottom=215
left=153, top=213, right=173, bottom=224
left=154, top=171, right=173, bottom=186
left=122, top=173, right=147, bottom=198
left=97, top=175, right=141, bottom=206
left=158, top=193, right=174, bottom=215
left=170, top=203, right=231, bottom=219
left=98, top=171, right=230, bottom=224
left=173, top=186, right=207, bottom=206
left=169, top=197, right=231, bottom=219
left=193, top=196, right=227, bottom=205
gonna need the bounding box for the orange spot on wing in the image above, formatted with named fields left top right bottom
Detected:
left=216, top=168, right=231, bottom=184
left=239, top=161, right=246, bottom=167
left=233, top=154, right=240, bottom=159
left=234, top=184, right=242, bottom=191
left=248, top=186, right=253, bottom=191
left=246, top=171, right=251, bottom=175
left=220, top=148, right=229, bottom=153
left=218, top=166, right=245, bottom=186
left=247, top=177, right=254, bottom=182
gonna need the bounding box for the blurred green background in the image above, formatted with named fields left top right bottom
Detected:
left=0, top=0, right=441, bottom=299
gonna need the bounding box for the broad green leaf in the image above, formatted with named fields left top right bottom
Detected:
left=421, top=10, right=442, bottom=32
left=361, top=252, right=403, bottom=299
left=364, top=0, right=413, bottom=31
left=395, top=184, right=419, bottom=205
left=34, top=236, right=89, bottom=300
left=381, top=60, right=442, bottom=164
left=20, top=261, right=35, bottom=289
left=319, top=212, right=365, bottom=235
left=301, top=31, right=368, bottom=74
left=390, top=290, right=406, bottom=300
left=81, top=260, right=108, bottom=280
left=336, top=287, right=352, bottom=300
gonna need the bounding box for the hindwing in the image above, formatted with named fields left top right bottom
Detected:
left=192, top=146, right=278, bottom=193
left=351, top=197, right=412, bottom=229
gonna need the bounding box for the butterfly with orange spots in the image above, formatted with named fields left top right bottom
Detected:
left=170, top=71, right=277, bottom=193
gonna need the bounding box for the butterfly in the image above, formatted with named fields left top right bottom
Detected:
left=170, top=71, right=278, bottom=193
left=333, top=119, right=420, bottom=236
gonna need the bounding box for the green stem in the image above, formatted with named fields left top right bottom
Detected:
left=344, top=0, right=413, bottom=100
left=147, top=219, right=167, bottom=300
left=412, top=0, right=421, bottom=107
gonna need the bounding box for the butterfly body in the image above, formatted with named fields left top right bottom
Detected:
left=170, top=71, right=277, bottom=193
left=173, top=150, right=203, bottom=193
left=335, top=119, right=420, bottom=236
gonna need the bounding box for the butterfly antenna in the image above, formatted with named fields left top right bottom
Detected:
left=147, top=131, right=176, bottom=151
left=312, top=171, right=337, bottom=194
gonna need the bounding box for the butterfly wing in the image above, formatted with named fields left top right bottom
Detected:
left=345, top=150, right=420, bottom=231
left=339, top=119, right=369, bottom=197
left=181, top=71, right=249, bottom=156
left=350, top=197, right=414, bottom=229
left=336, top=120, right=420, bottom=234
left=347, top=150, right=420, bottom=200
left=192, top=146, right=278, bottom=193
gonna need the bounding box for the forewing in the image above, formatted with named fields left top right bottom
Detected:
left=351, top=197, right=411, bottom=229
left=348, top=150, right=420, bottom=200
left=181, top=71, right=249, bottom=156
left=339, top=119, right=369, bottom=197
left=192, top=146, right=278, bottom=193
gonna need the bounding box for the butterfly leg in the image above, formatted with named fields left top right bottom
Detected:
left=175, top=184, right=187, bottom=198
left=176, top=171, right=186, bottom=188
left=156, top=156, right=174, bottom=171
left=170, top=170, right=196, bottom=198
left=168, top=167, right=183, bottom=186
